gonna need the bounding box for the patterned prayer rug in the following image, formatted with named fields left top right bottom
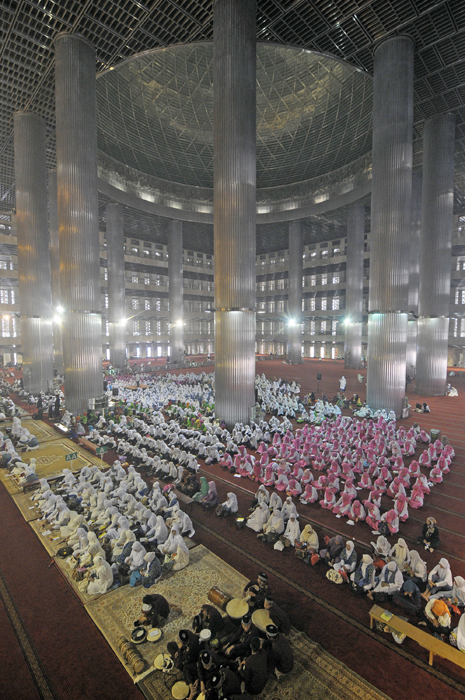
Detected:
left=86, top=544, right=248, bottom=682
left=138, top=628, right=393, bottom=700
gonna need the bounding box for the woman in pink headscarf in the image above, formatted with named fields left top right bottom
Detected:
left=312, top=473, right=328, bottom=491
left=409, top=482, right=425, bottom=509
left=359, top=471, right=372, bottom=490
left=429, top=464, right=443, bottom=485
left=332, top=491, right=353, bottom=517
left=408, top=460, right=421, bottom=478
left=343, top=478, right=357, bottom=500
left=387, top=477, right=406, bottom=499
left=320, top=488, right=336, bottom=510
left=261, top=463, right=276, bottom=486
left=419, top=449, right=431, bottom=467
left=437, top=454, right=450, bottom=474
left=300, top=469, right=313, bottom=488
left=275, top=467, right=289, bottom=492
left=300, top=483, right=318, bottom=504
left=365, top=502, right=381, bottom=531
left=394, top=493, right=409, bottom=522
left=287, top=478, right=302, bottom=499
left=349, top=499, right=366, bottom=523
left=381, top=509, right=399, bottom=535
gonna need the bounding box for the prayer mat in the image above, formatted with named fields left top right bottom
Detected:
left=18, top=439, right=105, bottom=479
left=29, top=518, right=69, bottom=556
left=20, top=418, right=61, bottom=443
left=86, top=544, right=248, bottom=682
left=11, top=491, right=41, bottom=521
left=138, top=628, right=392, bottom=700
left=52, top=554, right=114, bottom=606
left=0, top=470, right=23, bottom=494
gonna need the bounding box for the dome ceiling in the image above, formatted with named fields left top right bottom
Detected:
left=96, top=42, right=373, bottom=191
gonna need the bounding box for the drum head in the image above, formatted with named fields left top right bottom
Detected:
left=131, top=627, right=147, bottom=644
left=199, top=629, right=211, bottom=641
left=154, top=653, right=169, bottom=670
left=226, top=598, right=249, bottom=619
left=252, top=609, right=272, bottom=632
left=147, top=628, right=162, bottom=643
left=172, top=681, right=189, bottom=699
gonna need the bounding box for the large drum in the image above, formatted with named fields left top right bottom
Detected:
left=226, top=598, right=249, bottom=620
left=252, top=609, right=272, bottom=632
left=208, top=586, right=231, bottom=611
left=172, top=681, right=189, bottom=699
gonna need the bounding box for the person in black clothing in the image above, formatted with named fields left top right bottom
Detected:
left=243, top=572, right=271, bottom=611
left=222, top=613, right=259, bottom=660
left=136, top=594, right=170, bottom=628
left=192, top=603, right=224, bottom=639
left=206, top=667, right=242, bottom=700
left=417, top=516, right=441, bottom=552
left=392, top=579, right=422, bottom=616
left=238, top=637, right=268, bottom=695
left=54, top=394, right=60, bottom=419
left=197, top=650, right=221, bottom=695
left=264, top=595, right=291, bottom=635
left=264, top=624, right=294, bottom=676
left=167, top=628, right=200, bottom=684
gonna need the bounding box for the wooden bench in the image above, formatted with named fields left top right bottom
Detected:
left=174, top=488, right=194, bottom=514
left=78, top=437, right=98, bottom=455
left=369, top=604, right=465, bottom=669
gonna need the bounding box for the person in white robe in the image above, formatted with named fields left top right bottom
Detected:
left=389, top=538, right=410, bottom=571
left=86, top=556, right=114, bottom=595
left=282, top=514, right=300, bottom=547
left=125, top=541, right=147, bottom=571
left=246, top=502, right=270, bottom=533
left=369, top=561, right=403, bottom=598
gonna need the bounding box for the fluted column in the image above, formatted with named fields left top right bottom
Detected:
left=168, top=220, right=184, bottom=364
left=287, top=220, right=303, bottom=364
left=213, top=0, right=256, bottom=428
left=106, top=203, right=126, bottom=367
left=55, top=34, right=102, bottom=415
left=416, top=114, right=455, bottom=395
left=14, top=112, right=54, bottom=393
left=48, top=170, right=64, bottom=376
left=406, top=171, right=422, bottom=377
left=367, top=36, right=413, bottom=417
left=344, top=203, right=364, bottom=369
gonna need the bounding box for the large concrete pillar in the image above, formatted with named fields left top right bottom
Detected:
left=168, top=220, right=184, bottom=365
left=48, top=170, right=64, bottom=376
left=416, top=114, right=455, bottom=395
left=106, top=203, right=126, bottom=368
left=55, top=34, right=102, bottom=415
left=406, top=171, right=422, bottom=378
left=344, top=203, right=364, bottom=369
left=14, top=112, right=54, bottom=394
left=367, top=36, right=413, bottom=417
left=213, top=0, right=256, bottom=428
left=287, top=220, right=303, bottom=364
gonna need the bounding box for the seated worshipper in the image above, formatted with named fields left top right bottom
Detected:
left=389, top=538, right=410, bottom=572
left=450, top=613, right=465, bottom=651
left=125, top=541, right=147, bottom=572
left=319, top=535, right=345, bottom=567
left=200, top=480, right=218, bottom=509
left=392, top=579, right=422, bottom=616
left=216, top=492, right=238, bottom=517
left=132, top=551, right=162, bottom=588
left=379, top=509, right=399, bottom=536
left=419, top=598, right=451, bottom=638
left=417, top=517, right=441, bottom=552
left=429, top=576, right=465, bottom=608
left=206, top=667, right=242, bottom=699
left=281, top=513, right=300, bottom=548
left=332, top=540, right=358, bottom=579
left=192, top=603, right=224, bottom=639
left=246, top=502, right=270, bottom=534
left=85, top=555, right=114, bottom=595
left=250, top=483, right=270, bottom=511
left=222, top=612, right=259, bottom=660
left=238, top=636, right=268, bottom=696
left=258, top=508, right=284, bottom=544
left=243, top=572, right=271, bottom=611
left=403, top=550, right=428, bottom=587
left=300, top=482, right=318, bottom=504
left=263, top=624, right=294, bottom=676
left=170, top=505, right=195, bottom=538
left=179, top=473, right=200, bottom=498
left=350, top=554, right=376, bottom=593
left=135, top=593, right=170, bottom=628
left=167, top=629, right=200, bottom=685
left=368, top=561, right=403, bottom=602
left=145, top=515, right=168, bottom=548
left=161, top=526, right=190, bottom=571
left=422, top=558, right=453, bottom=600
left=196, top=649, right=222, bottom=697
left=297, top=524, right=319, bottom=563
left=371, top=535, right=391, bottom=561
left=264, top=595, right=291, bottom=635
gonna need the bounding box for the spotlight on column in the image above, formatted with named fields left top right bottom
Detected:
left=56, top=305, right=64, bottom=315
left=343, top=316, right=351, bottom=326
left=288, top=318, right=296, bottom=326
left=53, top=315, right=62, bottom=324
left=175, top=319, right=183, bottom=327
left=119, top=317, right=127, bottom=326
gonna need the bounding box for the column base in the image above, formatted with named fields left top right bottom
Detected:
left=367, top=312, right=408, bottom=418
left=415, top=317, right=449, bottom=396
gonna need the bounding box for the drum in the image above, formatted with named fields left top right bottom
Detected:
left=208, top=586, right=231, bottom=611
left=131, top=627, right=147, bottom=644
left=172, top=681, right=189, bottom=699
left=147, top=627, right=163, bottom=643
left=199, top=629, right=211, bottom=642
left=252, top=609, right=272, bottom=632
left=226, top=598, right=249, bottom=620
left=154, top=653, right=173, bottom=671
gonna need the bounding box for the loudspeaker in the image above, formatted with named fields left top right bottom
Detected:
left=317, top=373, right=322, bottom=381
left=112, top=387, right=119, bottom=397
